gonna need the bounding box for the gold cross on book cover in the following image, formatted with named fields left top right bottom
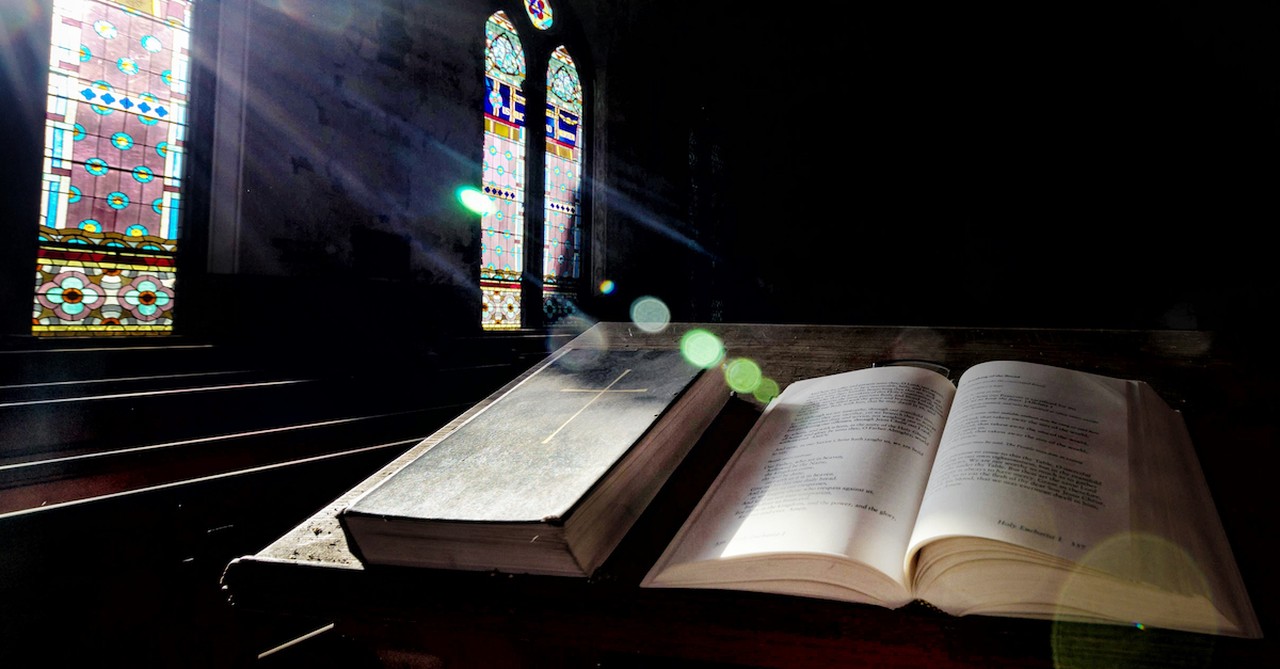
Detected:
left=544, top=369, right=648, bottom=444
left=339, top=347, right=729, bottom=578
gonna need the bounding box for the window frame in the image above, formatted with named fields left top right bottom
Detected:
left=481, top=1, right=593, bottom=332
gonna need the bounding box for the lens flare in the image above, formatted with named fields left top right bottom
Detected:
left=753, top=378, right=781, bottom=403
left=598, top=279, right=615, bottom=295
left=725, top=358, right=763, bottom=394
left=1050, top=532, right=1215, bottom=669
left=456, top=186, right=495, bottom=214
left=630, top=296, right=670, bottom=333
left=680, top=329, right=724, bottom=369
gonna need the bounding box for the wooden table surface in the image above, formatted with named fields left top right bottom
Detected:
left=222, top=323, right=1277, bottom=667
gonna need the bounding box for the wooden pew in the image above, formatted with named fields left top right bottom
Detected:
left=0, top=330, right=574, bottom=665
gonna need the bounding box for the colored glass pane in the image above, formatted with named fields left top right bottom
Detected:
left=481, top=12, right=527, bottom=330
left=34, top=0, right=193, bottom=336
left=523, top=0, right=553, bottom=31
left=543, top=46, right=583, bottom=325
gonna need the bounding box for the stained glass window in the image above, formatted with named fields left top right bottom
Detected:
left=542, top=46, right=583, bottom=325
left=33, top=0, right=192, bottom=336
left=481, top=11, right=527, bottom=331
left=522, top=0, right=553, bottom=31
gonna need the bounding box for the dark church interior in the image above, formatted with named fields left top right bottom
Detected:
left=2, top=0, right=1277, bottom=666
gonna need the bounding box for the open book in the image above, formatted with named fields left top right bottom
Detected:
left=642, top=361, right=1261, bottom=638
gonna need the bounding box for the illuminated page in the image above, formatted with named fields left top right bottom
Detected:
left=908, top=361, right=1130, bottom=570
left=654, top=366, right=955, bottom=587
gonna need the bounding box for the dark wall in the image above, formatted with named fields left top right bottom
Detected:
left=183, top=0, right=491, bottom=347
left=586, top=1, right=1280, bottom=332
left=0, top=2, right=52, bottom=340
left=233, top=2, right=477, bottom=280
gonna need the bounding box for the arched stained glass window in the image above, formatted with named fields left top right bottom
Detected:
left=542, top=46, right=583, bottom=325
left=33, top=0, right=193, bottom=336
left=523, top=1, right=553, bottom=31
left=481, top=11, right=527, bottom=331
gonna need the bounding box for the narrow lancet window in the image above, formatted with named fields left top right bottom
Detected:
left=542, top=46, right=583, bottom=325
left=481, top=11, right=528, bottom=330
left=33, top=0, right=194, bottom=336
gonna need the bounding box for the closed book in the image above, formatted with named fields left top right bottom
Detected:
left=340, top=347, right=728, bottom=577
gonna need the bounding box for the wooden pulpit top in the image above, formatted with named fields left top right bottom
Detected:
left=223, top=323, right=1275, bottom=668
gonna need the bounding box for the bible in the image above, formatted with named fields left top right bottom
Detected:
left=642, top=360, right=1261, bottom=638
left=340, top=347, right=727, bottom=577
